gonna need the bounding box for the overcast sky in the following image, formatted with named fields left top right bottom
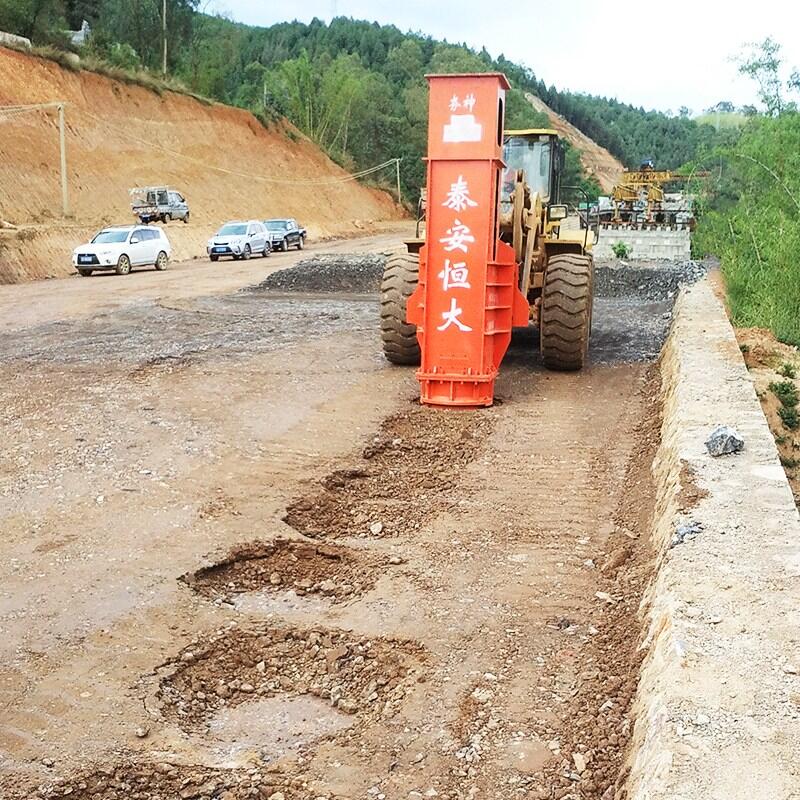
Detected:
left=204, top=0, right=800, bottom=115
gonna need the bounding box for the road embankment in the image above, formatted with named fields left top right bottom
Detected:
left=624, top=279, right=800, bottom=799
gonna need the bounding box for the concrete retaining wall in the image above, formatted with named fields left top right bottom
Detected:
left=593, top=227, right=691, bottom=261
left=624, top=280, right=800, bottom=798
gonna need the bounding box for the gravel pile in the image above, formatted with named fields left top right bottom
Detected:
left=251, top=253, right=387, bottom=294
left=251, top=253, right=708, bottom=301
left=595, top=260, right=708, bottom=301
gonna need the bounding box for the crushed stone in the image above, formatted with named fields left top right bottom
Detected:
left=250, top=253, right=388, bottom=294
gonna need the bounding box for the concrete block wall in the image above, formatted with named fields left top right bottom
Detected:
left=593, top=227, right=691, bottom=261
left=623, top=281, right=800, bottom=800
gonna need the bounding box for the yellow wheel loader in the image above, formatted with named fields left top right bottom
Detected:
left=381, top=128, right=595, bottom=371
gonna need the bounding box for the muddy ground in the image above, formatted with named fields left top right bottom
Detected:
left=0, top=244, right=703, bottom=799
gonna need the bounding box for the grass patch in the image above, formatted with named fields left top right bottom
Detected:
left=769, top=380, right=799, bottom=408
left=779, top=362, right=797, bottom=379
left=780, top=455, right=800, bottom=469
left=694, top=116, right=800, bottom=348
left=8, top=42, right=214, bottom=105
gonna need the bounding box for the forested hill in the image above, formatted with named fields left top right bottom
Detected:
left=180, top=15, right=719, bottom=171
left=2, top=5, right=724, bottom=197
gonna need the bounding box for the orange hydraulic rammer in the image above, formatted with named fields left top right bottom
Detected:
left=406, top=73, right=529, bottom=407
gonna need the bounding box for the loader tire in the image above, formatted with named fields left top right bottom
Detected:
left=540, top=253, right=593, bottom=371
left=380, top=251, right=420, bottom=366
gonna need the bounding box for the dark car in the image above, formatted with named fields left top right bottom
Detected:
left=264, top=218, right=306, bottom=251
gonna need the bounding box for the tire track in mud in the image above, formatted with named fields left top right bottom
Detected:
left=531, top=372, right=663, bottom=800
left=14, top=407, right=497, bottom=800
left=13, top=280, right=680, bottom=799
left=372, top=367, right=665, bottom=800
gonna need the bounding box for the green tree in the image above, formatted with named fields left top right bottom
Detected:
left=0, top=0, right=66, bottom=41
left=385, top=39, right=424, bottom=84
left=696, top=114, right=800, bottom=344
left=735, top=37, right=799, bottom=116
left=93, top=0, right=196, bottom=71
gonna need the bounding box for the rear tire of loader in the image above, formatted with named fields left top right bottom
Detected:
left=540, top=253, right=593, bottom=371
left=380, top=251, right=421, bottom=366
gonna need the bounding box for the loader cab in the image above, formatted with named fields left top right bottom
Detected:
left=502, top=129, right=562, bottom=203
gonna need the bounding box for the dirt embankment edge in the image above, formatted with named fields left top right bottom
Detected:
left=623, top=280, right=800, bottom=797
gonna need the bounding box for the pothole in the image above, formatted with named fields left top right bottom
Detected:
left=204, top=694, right=352, bottom=763
left=24, top=761, right=341, bottom=800
left=284, top=407, right=492, bottom=540
left=181, top=539, right=384, bottom=606
left=129, top=352, right=195, bottom=383
left=154, top=625, right=425, bottom=731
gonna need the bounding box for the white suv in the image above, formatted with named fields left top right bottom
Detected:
left=207, top=220, right=270, bottom=261
left=73, top=225, right=171, bottom=276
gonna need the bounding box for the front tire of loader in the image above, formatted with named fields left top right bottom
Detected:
left=540, top=253, right=593, bottom=371
left=380, top=251, right=420, bottom=366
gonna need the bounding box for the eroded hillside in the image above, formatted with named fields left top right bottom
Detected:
left=0, top=47, right=402, bottom=282
left=525, top=92, right=624, bottom=192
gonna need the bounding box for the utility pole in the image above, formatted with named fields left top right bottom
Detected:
left=58, top=103, right=69, bottom=217
left=395, top=158, right=402, bottom=205
left=162, top=0, right=167, bottom=75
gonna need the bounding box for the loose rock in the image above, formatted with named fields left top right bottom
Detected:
left=670, top=520, right=703, bottom=548
left=705, top=425, right=744, bottom=456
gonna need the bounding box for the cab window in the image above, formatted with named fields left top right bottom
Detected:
left=503, top=135, right=553, bottom=200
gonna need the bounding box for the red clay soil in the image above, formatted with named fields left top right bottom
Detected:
left=0, top=46, right=403, bottom=282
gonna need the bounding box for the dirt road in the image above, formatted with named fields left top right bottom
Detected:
left=0, top=226, right=409, bottom=333
left=0, top=243, right=691, bottom=799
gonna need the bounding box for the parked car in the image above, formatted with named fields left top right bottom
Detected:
left=73, top=225, right=171, bottom=276
left=130, top=186, right=190, bottom=224
left=264, top=218, right=306, bottom=251
left=207, top=220, right=270, bottom=261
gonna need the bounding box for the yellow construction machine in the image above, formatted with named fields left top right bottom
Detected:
left=603, top=159, right=706, bottom=228
left=381, top=127, right=595, bottom=372
left=499, top=128, right=594, bottom=367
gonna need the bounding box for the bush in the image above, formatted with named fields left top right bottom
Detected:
left=106, top=42, right=141, bottom=71
left=611, top=241, right=632, bottom=259
left=769, top=379, right=799, bottom=408
left=778, top=406, right=799, bottom=430
left=779, top=362, right=797, bottom=379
